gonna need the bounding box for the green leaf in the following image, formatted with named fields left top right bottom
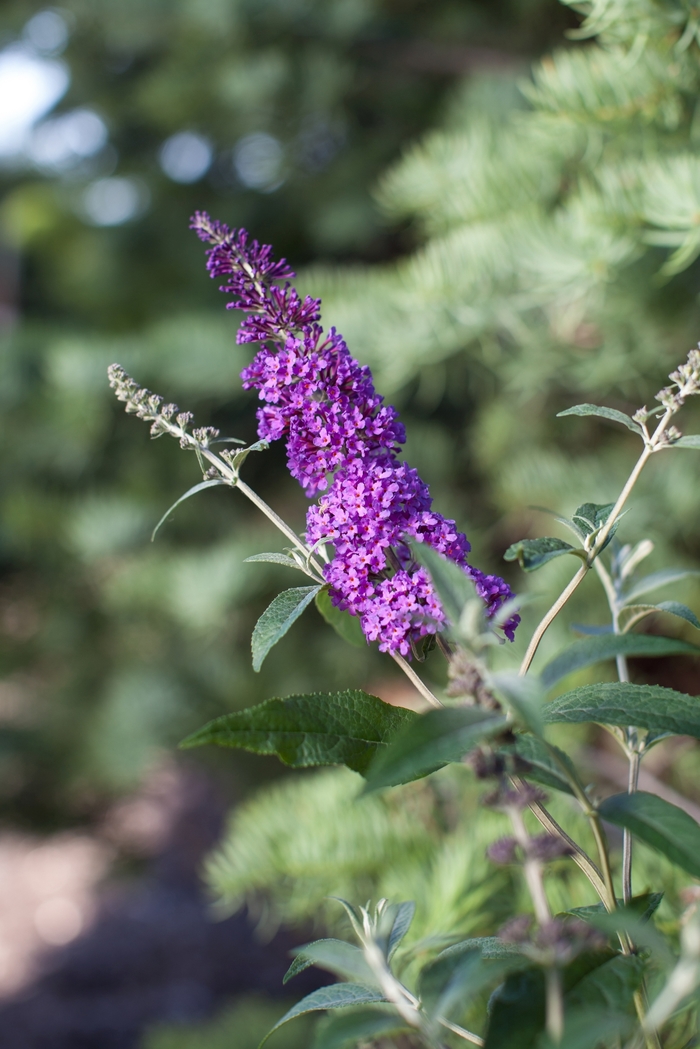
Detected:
left=363, top=707, right=508, bottom=792
left=537, top=1011, right=632, bottom=1049
left=655, top=601, right=700, bottom=629
left=598, top=791, right=700, bottom=878
left=413, top=542, right=477, bottom=626
left=672, top=434, right=700, bottom=448
left=484, top=952, right=613, bottom=1049
left=565, top=892, right=663, bottom=925
left=543, top=682, right=700, bottom=738
left=418, top=943, right=524, bottom=1022
left=245, top=551, right=306, bottom=570
left=312, top=1006, right=409, bottom=1049
left=284, top=940, right=377, bottom=986
left=151, top=479, right=228, bottom=540
left=387, top=901, right=416, bottom=958
left=315, top=588, right=366, bottom=648
left=564, top=953, right=644, bottom=1014
left=260, top=985, right=387, bottom=1047
left=501, top=735, right=575, bottom=796
left=180, top=690, right=416, bottom=775
left=571, top=502, right=619, bottom=550
left=541, top=634, right=700, bottom=689
left=556, top=403, right=642, bottom=434
left=252, top=585, right=322, bottom=671
left=504, top=537, right=580, bottom=572
left=622, top=567, right=700, bottom=604
left=491, top=672, right=544, bottom=736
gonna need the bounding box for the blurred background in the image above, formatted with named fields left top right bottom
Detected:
left=1, top=0, right=700, bottom=1046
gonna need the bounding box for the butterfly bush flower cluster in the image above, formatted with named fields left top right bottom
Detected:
left=191, top=212, right=519, bottom=654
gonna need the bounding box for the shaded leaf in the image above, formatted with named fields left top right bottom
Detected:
left=180, top=690, right=416, bottom=775
left=363, top=707, right=508, bottom=792
left=565, top=954, right=644, bottom=1013
left=413, top=542, right=477, bottom=626
left=543, top=682, right=700, bottom=738
left=312, top=1006, right=409, bottom=1049
left=261, top=984, right=387, bottom=1047
left=151, top=479, right=227, bottom=540
left=315, top=588, right=366, bottom=648
left=556, top=404, right=642, bottom=434
left=623, top=567, right=700, bottom=604
left=656, top=600, right=700, bottom=630
left=491, top=672, right=544, bottom=736
left=284, top=939, right=376, bottom=986
left=504, top=537, right=580, bottom=572
left=252, top=586, right=322, bottom=671
left=537, top=1011, right=632, bottom=1049
left=672, top=434, right=700, bottom=448
left=501, top=735, right=575, bottom=796
left=598, top=792, right=700, bottom=878
left=572, top=622, right=614, bottom=636
left=245, top=551, right=306, bottom=570
left=565, top=892, right=663, bottom=925
left=419, top=943, right=524, bottom=1021
left=541, top=634, right=700, bottom=689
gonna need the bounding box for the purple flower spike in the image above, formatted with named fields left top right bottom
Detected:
left=192, top=212, right=520, bottom=654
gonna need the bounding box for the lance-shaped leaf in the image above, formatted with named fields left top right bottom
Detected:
left=313, top=1006, right=409, bottom=1049
left=491, top=672, right=544, bottom=736
left=672, top=434, right=700, bottom=448
left=245, top=551, right=306, bottom=570
left=541, top=634, right=700, bottom=689
left=363, top=707, right=508, bottom=792
left=543, top=682, right=700, bottom=738
left=387, top=901, right=416, bottom=959
left=598, top=792, right=700, bottom=878
left=260, top=984, right=387, bottom=1047
left=413, top=542, right=477, bottom=627
left=315, top=588, right=367, bottom=648
left=180, top=690, right=416, bottom=775
left=622, top=567, right=700, bottom=604
left=504, top=537, right=581, bottom=572
left=151, top=479, right=228, bottom=540
left=556, top=403, right=642, bottom=434
left=500, top=735, right=575, bottom=796
left=284, top=939, right=377, bottom=986
left=655, top=601, right=700, bottom=629
left=252, top=585, right=322, bottom=670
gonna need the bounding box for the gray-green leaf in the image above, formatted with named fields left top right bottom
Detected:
left=312, top=1006, right=408, bottom=1049
left=501, top=735, right=575, bottom=796
left=252, top=585, right=322, bottom=671
left=151, top=479, right=228, bottom=540
left=541, top=634, right=700, bottom=689
left=598, top=792, right=700, bottom=878
left=363, top=707, right=508, bottom=792
left=655, top=601, right=700, bottom=629
left=622, top=567, right=700, bottom=604
left=315, top=588, right=366, bottom=648
left=672, top=434, right=700, bottom=448
left=543, top=682, right=700, bottom=738
left=556, top=404, right=642, bottom=434
left=245, top=551, right=305, bottom=570
left=261, top=984, right=387, bottom=1047
left=284, top=939, right=377, bottom=986
left=491, top=672, right=545, bottom=737
left=180, top=690, right=416, bottom=775
left=504, top=537, right=580, bottom=572
left=413, top=542, right=477, bottom=626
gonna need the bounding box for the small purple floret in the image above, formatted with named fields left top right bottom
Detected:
left=191, top=211, right=520, bottom=654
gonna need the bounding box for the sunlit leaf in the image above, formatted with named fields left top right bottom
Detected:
left=544, top=682, right=700, bottom=738
left=180, top=690, right=416, bottom=774
left=556, top=404, right=642, bottom=434
left=252, top=585, right=322, bottom=670
left=151, top=479, right=228, bottom=540
left=284, top=939, right=377, bottom=986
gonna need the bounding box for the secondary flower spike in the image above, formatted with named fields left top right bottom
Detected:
left=191, top=211, right=519, bottom=653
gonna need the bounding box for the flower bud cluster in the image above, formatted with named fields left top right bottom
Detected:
left=655, top=346, right=700, bottom=414
left=191, top=212, right=519, bottom=655
left=107, top=364, right=206, bottom=448
left=499, top=916, right=605, bottom=965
